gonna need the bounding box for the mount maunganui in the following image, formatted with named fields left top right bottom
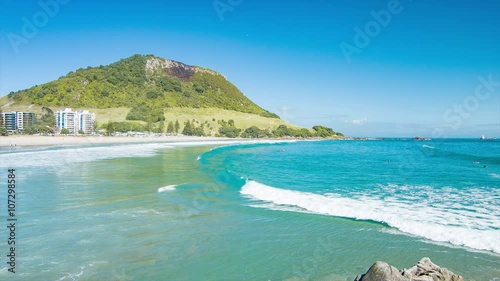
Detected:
left=7, top=54, right=279, bottom=118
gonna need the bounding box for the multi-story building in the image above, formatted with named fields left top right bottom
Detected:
left=78, top=110, right=95, bottom=134
left=55, top=108, right=95, bottom=134
left=0, top=111, right=35, bottom=133
left=55, top=108, right=78, bottom=133
left=1, top=112, right=16, bottom=132
left=16, top=112, right=35, bottom=131
left=24, top=112, right=35, bottom=130
left=15, top=112, right=23, bottom=130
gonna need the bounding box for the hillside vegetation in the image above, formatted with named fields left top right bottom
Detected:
left=6, top=54, right=278, bottom=118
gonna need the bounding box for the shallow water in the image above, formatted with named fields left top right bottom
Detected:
left=0, top=139, right=498, bottom=280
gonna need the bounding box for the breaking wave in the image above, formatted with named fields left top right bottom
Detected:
left=241, top=180, right=500, bottom=254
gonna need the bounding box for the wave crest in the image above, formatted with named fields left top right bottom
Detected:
left=240, top=180, right=500, bottom=254
left=158, top=185, right=176, bottom=192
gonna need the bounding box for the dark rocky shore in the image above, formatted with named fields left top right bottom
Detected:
left=355, top=257, right=464, bottom=281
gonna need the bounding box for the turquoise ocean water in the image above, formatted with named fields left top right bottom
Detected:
left=0, top=139, right=499, bottom=280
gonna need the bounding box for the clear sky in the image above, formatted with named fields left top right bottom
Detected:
left=1, top=0, right=499, bottom=137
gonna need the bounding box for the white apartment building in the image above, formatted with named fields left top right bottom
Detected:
left=79, top=110, right=95, bottom=134
left=55, top=108, right=95, bottom=134
left=16, top=112, right=23, bottom=130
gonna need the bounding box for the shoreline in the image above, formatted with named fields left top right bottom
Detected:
left=0, top=135, right=249, bottom=147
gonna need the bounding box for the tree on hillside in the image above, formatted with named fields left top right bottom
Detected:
left=146, top=90, right=159, bottom=99
left=101, top=121, right=146, bottom=133
left=167, top=121, right=174, bottom=133
left=241, top=126, right=270, bottom=138
left=194, top=126, right=205, bottom=136
left=312, top=125, right=335, bottom=138
left=296, top=128, right=313, bottom=138
left=219, top=126, right=241, bottom=138
left=273, top=125, right=292, bottom=137
left=147, top=120, right=153, bottom=134
left=182, top=120, right=194, bottom=136
left=105, top=122, right=115, bottom=136
left=217, top=119, right=241, bottom=138
left=174, top=120, right=180, bottom=133
left=0, top=126, right=8, bottom=136
left=158, top=120, right=165, bottom=133
left=40, top=107, right=55, bottom=127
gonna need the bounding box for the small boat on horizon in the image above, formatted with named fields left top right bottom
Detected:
left=480, top=135, right=496, bottom=140
left=413, top=136, right=431, bottom=141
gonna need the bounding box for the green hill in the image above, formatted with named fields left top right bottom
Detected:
left=1, top=54, right=343, bottom=138
left=6, top=54, right=278, bottom=118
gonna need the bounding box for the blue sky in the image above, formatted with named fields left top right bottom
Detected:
left=0, top=0, right=499, bottom=137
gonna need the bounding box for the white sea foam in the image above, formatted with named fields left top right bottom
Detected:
left=57, top=265, right=86, bottom=281
left=490, top=173, right=500, bottom=179
left=0, top=143, right=175, bottom=169
left=158, top=185, right=176, bottom=192
left=240, top=181, right=500, bottom=254
left=0, top=141, right=228, bottom=169
left=0, top=139, right=297, bottom=169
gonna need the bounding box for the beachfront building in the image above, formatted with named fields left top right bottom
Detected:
left=0, top=111, right=35, bottom=133
left=1, top=112, right=16, bottom=132
left=55, top=108, right=78, bottom=133
left=16, top=112, right=35, bottom=131
left=55, top=108, right=95, bottom=134
left=78, top=110, right=96, bottom=134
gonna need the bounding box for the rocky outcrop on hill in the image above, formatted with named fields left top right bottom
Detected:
left=145, top=56, right=226, bottom=81
left=354, top=257, right=464, bottom=281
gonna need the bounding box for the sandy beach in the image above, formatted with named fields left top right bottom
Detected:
left=0, top=135, right=240, bottom=147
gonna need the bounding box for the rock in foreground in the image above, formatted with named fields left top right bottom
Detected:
left=354, top=257, right=464, bottom=281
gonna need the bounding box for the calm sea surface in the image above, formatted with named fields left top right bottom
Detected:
left=0, top=139, right=498, bottom=280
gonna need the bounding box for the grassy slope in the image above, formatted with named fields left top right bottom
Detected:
left=0, top=99, right=301, bottom=135
left=162, top=107, right=301, bottom=134
left=90, top=107, right=300, bottom=133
